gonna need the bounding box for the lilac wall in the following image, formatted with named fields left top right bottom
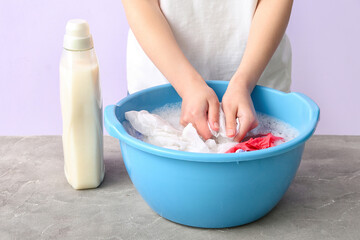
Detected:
left=0, top=0, right=128, bottom=135
left=0, top=0, right=359, bottom=135
left=286, top=0, right=360, bottom=135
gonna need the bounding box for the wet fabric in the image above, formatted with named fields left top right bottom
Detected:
left=124, top=110, right=237, bottom=153
left=125, top=109, right=286, bottom=154
left=225, top=133, right=284, bottom=153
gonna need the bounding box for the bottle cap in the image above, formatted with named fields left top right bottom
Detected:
left=63, top=19, right=94, bottom=51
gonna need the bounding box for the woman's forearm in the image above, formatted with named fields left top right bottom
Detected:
left=232, top=0, right=293, bottom=90
left=122, top=0, right=204, bottom=97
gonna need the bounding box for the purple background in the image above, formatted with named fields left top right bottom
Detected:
left=0, top=0, right=359, bottom=135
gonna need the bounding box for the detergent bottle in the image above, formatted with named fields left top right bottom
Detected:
left=60, top=19, right=104, bottom=189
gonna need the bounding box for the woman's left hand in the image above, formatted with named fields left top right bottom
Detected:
left=222, top=78, right=258, bottom=142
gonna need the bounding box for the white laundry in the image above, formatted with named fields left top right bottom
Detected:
left=208, top=105, right=240, bottom=138
left=124, top=109, right=237, bottom=153
left=124, top=103, right=299, bottom=153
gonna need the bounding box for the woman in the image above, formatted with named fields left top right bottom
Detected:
left=122, top=0, right=293, bottom=141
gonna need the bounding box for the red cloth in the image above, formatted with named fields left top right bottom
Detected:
left=225, top=133, right=284, bottom=153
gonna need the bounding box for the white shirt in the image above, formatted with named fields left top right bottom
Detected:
left=126, top=0, right=292, bottom=94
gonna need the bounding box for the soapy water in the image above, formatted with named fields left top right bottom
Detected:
left=124, top=102, right=299, bottom=153
left=152, top=102, right=299, bottom=142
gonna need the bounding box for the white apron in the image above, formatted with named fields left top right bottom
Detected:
left=126, top=0, right=292, bottom=94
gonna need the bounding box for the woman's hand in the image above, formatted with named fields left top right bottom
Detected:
left=180, top=81, right=220, bottom=140
left=222, top=79, right=258, bottom=142
left=220, top=0, right=292, bottom=142
left=123, top=0, right=219, bottom=140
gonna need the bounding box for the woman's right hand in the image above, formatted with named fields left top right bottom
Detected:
left=179, top=81, right=220, bottom=140
left=122, top=0, right=220, bottom=139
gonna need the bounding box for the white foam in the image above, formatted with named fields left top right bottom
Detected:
left=248, top=112, right=299, bottom=143
left=153, top=103, right=299, bottom=141
left=124, top=103, right=299, bottom=153
left=152, top=102, right=183, bottom=130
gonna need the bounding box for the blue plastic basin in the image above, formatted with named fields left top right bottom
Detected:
left=105, top=81, right=320, bottom=228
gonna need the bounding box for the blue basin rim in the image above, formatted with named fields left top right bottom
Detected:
left=104, top=81, right=320, bottom=163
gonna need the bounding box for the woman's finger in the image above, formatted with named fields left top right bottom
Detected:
left=195, top=115, right=213, bottom=140
left=207, top=99, right=220, bottom=132
left=223, top=105, right=237, bottom=138
left=234, top=113, right=258, bottom=142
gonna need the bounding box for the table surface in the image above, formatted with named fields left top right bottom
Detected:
left=0, top=136, right=359, bottom=240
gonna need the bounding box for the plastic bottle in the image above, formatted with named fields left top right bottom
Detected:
left=60, top=19, right=104, bottom=189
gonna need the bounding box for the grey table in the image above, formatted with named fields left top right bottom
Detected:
left=0, top=136, right=359, bottom=240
